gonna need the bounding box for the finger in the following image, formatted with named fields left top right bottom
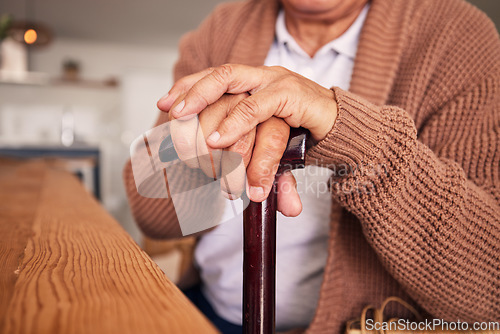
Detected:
left=170, top=116, right=200, bottom=169
left=220, top=150, right=247, bottom=200
left=196, top=127, right=222, bottom=180
left=221, top=129, right=255, bottom=198
left=157, top=67, right=215, bottom=112
left=170, top=64, right=269, bottom=118
left=196, top=93, right=249, bottom=179
left=207, top=90, right=284, bottom=149
left=195, top=97, right=229, bottom=178
left=277, top=171, right=302, bottom=217
left=246, top=117, right=289, bottom=202
left=169, top=95, right=200, bottom=169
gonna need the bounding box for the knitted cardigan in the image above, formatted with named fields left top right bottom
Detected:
left=123, top=0, right=500, bottom=332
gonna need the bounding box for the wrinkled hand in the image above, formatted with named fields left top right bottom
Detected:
left=165, top=91, right=302, bottom=217
left=159, top=64, right=337, bottom=143
left=159, top=64, right=338, bottom=212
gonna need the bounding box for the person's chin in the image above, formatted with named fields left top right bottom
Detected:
left=281, top=0, right=343, bottom=14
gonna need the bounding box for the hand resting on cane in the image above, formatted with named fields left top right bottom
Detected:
left=165, top=90, right=302, bottom=217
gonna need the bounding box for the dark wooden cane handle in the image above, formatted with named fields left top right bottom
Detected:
left=243, top=128, right=309, bottom=334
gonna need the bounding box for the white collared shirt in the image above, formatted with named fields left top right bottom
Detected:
left=268, top=5, right=367, bottom=89
left=195, top=4, right=369, bottom=331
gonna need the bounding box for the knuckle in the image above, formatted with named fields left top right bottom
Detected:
left=236, top=98, right=260, bottom=119
left=212, top=64, right=233, bottom=84
left=189, top=84, right=211, bottom=107
left=276, top=65, right=289, bottom=74
left=270, top=65, right=292, bottom=78
left=232, top=94, right=249, bottom=109
left=230, top=133, right=254, bottom=157
left=268, top=65, right=283, bottom=72
left=286, top=73, right=302, bottom=86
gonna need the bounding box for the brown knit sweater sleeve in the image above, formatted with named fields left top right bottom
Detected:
left=307, top=26, right=500, bottom=324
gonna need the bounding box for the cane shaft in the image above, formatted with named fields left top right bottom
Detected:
left=243, top=181, right=277, bottom=334
left=242, top=128, right=309, bottom=334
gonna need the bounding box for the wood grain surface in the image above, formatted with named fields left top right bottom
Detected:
left=0, top=160, right=218, bottom=334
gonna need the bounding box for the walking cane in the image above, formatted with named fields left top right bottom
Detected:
left=157, top=126, right=309, bottom=333
left=243, top=128, right=309, bottom=334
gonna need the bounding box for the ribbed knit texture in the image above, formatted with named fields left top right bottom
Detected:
left=123, top=0, right=500, bottom=332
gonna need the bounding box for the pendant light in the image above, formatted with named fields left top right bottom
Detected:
left=8, top=0, right=53, bottom=47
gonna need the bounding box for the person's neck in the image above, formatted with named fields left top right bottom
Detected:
left=284, top=2, right=367, bottom=58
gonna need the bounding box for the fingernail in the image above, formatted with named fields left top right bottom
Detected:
left=172, top=100, right=185, bottom=115
left=249, top=186, right=265, bottom=201
left=207, top=131, right=220, bottom=144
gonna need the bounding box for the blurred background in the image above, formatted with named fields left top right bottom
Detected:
left=0, top=0, right=498, bottom=280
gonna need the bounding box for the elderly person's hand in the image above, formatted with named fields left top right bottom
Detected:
left=163, top=89, right=302, bottom=217
left=158, top=64, right=337, bottom=210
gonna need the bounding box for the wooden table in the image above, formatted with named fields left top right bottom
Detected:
left=0, top=160, right=218, bottom=334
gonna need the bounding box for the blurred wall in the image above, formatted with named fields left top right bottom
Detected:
left=467, top=0, right=500, bottom=31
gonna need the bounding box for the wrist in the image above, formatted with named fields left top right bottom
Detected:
left=308, top=88, right=338, bottom=142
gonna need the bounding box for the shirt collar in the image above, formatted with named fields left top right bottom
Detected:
left=275, top=4, right=370, bottom=59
